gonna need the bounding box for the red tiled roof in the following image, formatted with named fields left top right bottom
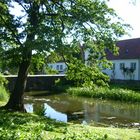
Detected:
left=107, top=38, right=140, bottom=60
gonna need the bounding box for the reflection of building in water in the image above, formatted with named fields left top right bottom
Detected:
left=98, top=103, right=140, bottom=120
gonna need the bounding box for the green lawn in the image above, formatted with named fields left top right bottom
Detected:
left=0, top=109, right=139, bottom=140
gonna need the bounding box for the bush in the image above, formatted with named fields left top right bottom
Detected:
left=66, top=58, right=109, bottom=88
left=0, top=86, right=9, bottom=102
left=0, top=73, right=8, bottom=86
left=0, top=73, right=9, bottom=102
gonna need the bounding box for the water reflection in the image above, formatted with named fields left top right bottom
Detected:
left=24, top=94, right=140, bottom=127
left=44, top=103, right=67, bottom=122
left=24, top=104, right=33, bottom=113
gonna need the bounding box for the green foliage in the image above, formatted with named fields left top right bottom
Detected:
left=0, top=74, right=9, bottom=102
left=0, top=0, right=129, bottom=76
left=67, top=87, right=140, bottom=103
left=34, top=104, right=46, bottom=116
left=52, top=78, right=71, bottom=92
left=0, top=73, right=8, bottom=86
left=0, top=111, right=45, bottom=140
left=0, top=86, right=9, bottom=102
left=29, top=54, right=47, bottom=74
left=0, top=59, right=18, bottom=75
left=46, top=52, right=62, bottom=64
left=0, top=110, right=139, bottom=140
left=45, top=66, right=58, bottom=75
left=66, top=58, right=109, bottom=87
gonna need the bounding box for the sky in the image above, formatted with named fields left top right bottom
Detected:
left=11, top=0, right=140, bottom=40
left=108, top=0, right=140, bottom=39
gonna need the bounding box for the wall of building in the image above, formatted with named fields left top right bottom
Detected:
left=47, top=50, right=90, bottom=73
left=104, top=59, right=139, bottom=80
left=138, top=59, right=140, bottom=80
left=48, top=62, right=67, bottom=73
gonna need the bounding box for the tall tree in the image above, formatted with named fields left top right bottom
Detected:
left=0, top=0, right=129, bottom=111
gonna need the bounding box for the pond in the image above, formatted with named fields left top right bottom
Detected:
left=24, top=94, right=140, bottom=128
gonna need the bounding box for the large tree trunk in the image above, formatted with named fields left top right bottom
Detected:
left=2, top=1, right=39, bottom=112
left=4, top=55, right=31, bottom=111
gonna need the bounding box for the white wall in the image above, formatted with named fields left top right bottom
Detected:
left=104, top=59, right=140, bottom=80
left=138, top=59, right=140, bottom=80
left=48, top=62, right=67, bottom=73
left=48, top=58, right=140, bottom=80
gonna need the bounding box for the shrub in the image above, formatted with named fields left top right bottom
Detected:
left=66, top=58, right=109, bottom=88
left=0, top=86, right=9, bottom=102
left=0, top=73, right=8, bottom=86
left=67, top=87, right=140, bottom=103
left=0, top=73, right=9, bottom=102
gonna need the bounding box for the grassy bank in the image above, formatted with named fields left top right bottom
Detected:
left=67, top=87, right=140, bottom=102
left=0, top=110, right=139, bottom=140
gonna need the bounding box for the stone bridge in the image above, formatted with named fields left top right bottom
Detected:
left=4, top=74, right=67, bottom=92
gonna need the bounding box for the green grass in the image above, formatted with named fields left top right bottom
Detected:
left=67, top=87, right=140, bottom=102
left=0, top=110, right=139, bottom=140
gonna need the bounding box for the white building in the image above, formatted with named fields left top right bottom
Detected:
left=47, top=50, right=90, bottom=74
left=104, top=38, right=140, bottom=80
left=48, top=61, right=67, bottom=74
left=48, top=38, right=140, bottom=80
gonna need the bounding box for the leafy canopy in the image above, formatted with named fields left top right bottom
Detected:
left=0, top=0, right=129, bottom=86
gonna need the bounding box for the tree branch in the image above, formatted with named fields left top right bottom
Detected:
left=0, top=15, right=23, bottom=47
left=60, top=52, right=69, bottom=68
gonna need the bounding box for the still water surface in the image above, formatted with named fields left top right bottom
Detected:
left=24, top=94, right=140, bottom=127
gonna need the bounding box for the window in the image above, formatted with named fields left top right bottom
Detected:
left=60, top=65, right=63, bottom=70
left=112, top=63, right=115, bottom=70
left=120, top=63, right=125, bottom=69
left=130, top=63, right=136, bottom=70
left=56, top=65, right=59, bottom=70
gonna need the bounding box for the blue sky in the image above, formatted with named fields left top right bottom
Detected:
left=108, top=0, right=140, bottom=39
